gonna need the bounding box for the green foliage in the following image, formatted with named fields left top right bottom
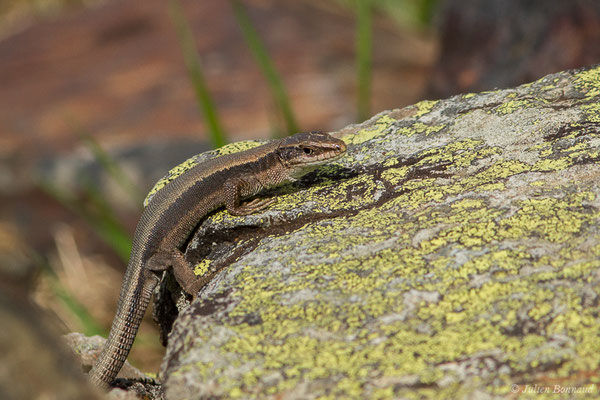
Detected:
left=169, top=0, right=228, bottom=148
left=80, top=133, right=144, bottom=209
left=379, top=0, right=439, bottom=28
left=355, top=0, right=372, bottom=122
left=37, top=127, right=139, bottom=264
left=50, top=271, right=107, bottom=336
left=348, top=0, right=440, bottom=121
left=338, top=0, right=439, bottom=28
left=35, top=131, right=136, bottom=334
left=230, top=0, right=299, bottom=136
left=30, top=249, right=106, bottom=336
left=38, top=179, right=133, bottom=264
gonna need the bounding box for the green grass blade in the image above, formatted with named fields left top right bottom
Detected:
left=51, top=274, right=107, bottom=336
left=80, top=180, right=134, bottom=262
left=80, top=133, right=145, bottom=208
left=169, top=0, right=228, bottom=148
left=356, top=0, right=372, bottom=122
left=230, top=0, right=299, bottom=136
left=416, top=0, right=438, bottom=26
left=31, top=251, right=106, bottom=336
left=37, top=180, right=132, bottom=263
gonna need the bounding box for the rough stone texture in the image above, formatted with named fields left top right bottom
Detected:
left=64, top=333, right=163, bottom=399
left=157, top=65, right=600, bottom=399
left=65, top=332, right=148, bottom=381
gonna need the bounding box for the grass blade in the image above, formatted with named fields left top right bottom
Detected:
left=81, top=179, right=134, bottom=261
left=37, top=180, right=132, bottom=263
left=51, top=273, right=107, bottom=336
left=80, top=133, right=145, bottom=209
left=30, top=248, right=106, bottom=336
left=356, top=0, right=372, bottom=122
left=169, top=0, right=228, bottom=148
left=231, top=0, right=299, bottom=136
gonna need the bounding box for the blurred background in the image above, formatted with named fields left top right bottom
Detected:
left=1, top=0, right=599, bottom=391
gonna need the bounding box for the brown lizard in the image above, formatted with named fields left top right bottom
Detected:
left=89, top=132, right=346, bottom=388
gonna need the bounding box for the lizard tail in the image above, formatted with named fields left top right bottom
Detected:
left=89, top=273, right=156, bottom=388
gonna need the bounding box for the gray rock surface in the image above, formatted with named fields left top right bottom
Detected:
left=157, top=65, right=600, bottom=399
left=65, top=332, right=163, bottom=399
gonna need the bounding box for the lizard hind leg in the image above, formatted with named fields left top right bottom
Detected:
left=147, top=250, right=208, bottom=300
left=146, top=251, right=201, bottom=300
left=171, top=250, right=208, bottom=299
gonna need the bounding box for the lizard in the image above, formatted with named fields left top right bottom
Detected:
left=88, top=132, right=347, bottom=388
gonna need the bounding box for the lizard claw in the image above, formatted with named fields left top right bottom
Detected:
left=230, top=197, right=277, bottom=216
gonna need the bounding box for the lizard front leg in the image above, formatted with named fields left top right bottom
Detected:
left=223, top=177, right=277, bottom=216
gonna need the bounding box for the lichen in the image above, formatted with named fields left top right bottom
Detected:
left=494, top=99, right=534, bottom=115
left=573, top=67, right=600, bottom=98
left=163, top=65, right=600, bottom=400
left=194, top=259, right=212, bottom=277
left=413, top=99, right=439, bottom=118
left=344, top=115, right=397, bottom=145
left=581, top=103, right=600, bottom=123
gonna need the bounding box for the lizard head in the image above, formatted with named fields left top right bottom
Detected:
left=276, top=132, right=347, bottom=179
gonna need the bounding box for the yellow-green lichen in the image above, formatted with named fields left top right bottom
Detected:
left=573, top=67, right=600, bottom=98
left=194, top=259, right=212, bottom=277
left=494, top=99, right=534, bottom=115
left=581, top=103, right=600, bottom=123
left=380, top=166, right=410, bottom=185
left=168, top=66, right=600, bottom=399
left=498, top=194, right=598, bottom=243
left=532, top=157, right=572, bottom=172
left=180, top=172, right=600, bottom=397
left=397, top=122, right=446, bottom=137
left=344, top=115, right=397, bottom=145
left=413, top=99, right=439, bottom=118
left=414, top=138, right=500, bottom=169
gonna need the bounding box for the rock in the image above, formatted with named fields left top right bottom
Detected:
left=64, top=332, right=148, bottom=381
left=157, top=65, right=600, bottom=398
left=64, top=332, right=163, bottom=399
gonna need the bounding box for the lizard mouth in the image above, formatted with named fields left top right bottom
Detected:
left=298, top=150, right=345, bottom=167
left=313, top=150, right=344, bottom=164
left=301, top=141, right=347, bottom=166
left=288, top=147, right=346, bottom=178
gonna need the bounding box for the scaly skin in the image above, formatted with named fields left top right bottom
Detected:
left=89, top=132, right=346, bottom=388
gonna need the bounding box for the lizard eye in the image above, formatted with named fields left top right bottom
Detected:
left=303, top=147, right=313, bottom=155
